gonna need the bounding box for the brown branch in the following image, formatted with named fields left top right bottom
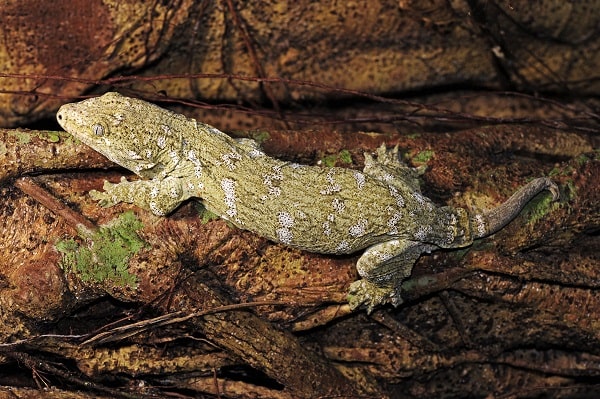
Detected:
left=14, top=177, right=97, bottom=235
left=7, top=351, right=151, bottom=399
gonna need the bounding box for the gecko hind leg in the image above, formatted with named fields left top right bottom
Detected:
left=348, top=239, right=432, bottom=312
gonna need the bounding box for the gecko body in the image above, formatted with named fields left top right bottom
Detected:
left=57, top=92, right=559, bottom=312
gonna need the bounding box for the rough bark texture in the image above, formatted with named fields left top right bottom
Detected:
left=0, top=1, right=598, bottom=398
left=0, top=0, right=598, bottom=127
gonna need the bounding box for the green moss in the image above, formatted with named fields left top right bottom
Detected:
left=195, top=203, right=221, bottom=224
left=549, top=163, right=578, bottom=177
left=41, top=131, right=62, bottom=143
left=411, top=149, right=434, bottom=165
left=249, top=130, right=271, bottom=143
left=563, top=179, right=577, bottom=201
left=574, top=152, right=598, bottom=166
left=338, top=149, right=352, bottom=164
left=321, top=149, right=353, bottom=167
left=321, top=155, right=336, bottom=167
left=9, top=131, right=32, bottom=144
left=56, top=211, right=147, bottom=287
left=522, top=189, right=561, bottom=225
left=8, top=130, right=69, bottom=145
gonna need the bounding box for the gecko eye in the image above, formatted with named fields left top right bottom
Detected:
left=92, top=124, right=105, bottom=136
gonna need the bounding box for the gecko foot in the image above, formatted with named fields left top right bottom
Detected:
left=89, top=189, right=116, bottom=207
left=348, top=279, right=402, bottom=313
left=89, top=178, right=125, bottom=208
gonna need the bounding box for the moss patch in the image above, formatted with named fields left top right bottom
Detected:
left=41, top=131, right=62, bottom=143
left=9, top=130, right=32, bottom=144
left=195, top=203, right=221, bottom=224
left=56, top=211, right=147, bottom=287
left=521, top=187, right=561, bottom=225
left=321, top=149, right=353, bottom=167
left=411, top=149, right=435, bottom=165
left=248, top=130, right=271, bottom=143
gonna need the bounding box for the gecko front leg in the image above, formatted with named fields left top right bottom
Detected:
left=90, top=176, right=191, bottom=216
left=363, top=144, right=424, bottom=192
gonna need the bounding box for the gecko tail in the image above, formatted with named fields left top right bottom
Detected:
left=469, top=177, right=559, bottom=239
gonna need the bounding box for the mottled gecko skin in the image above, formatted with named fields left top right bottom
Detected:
left=57, top=92, right=559, bottom=312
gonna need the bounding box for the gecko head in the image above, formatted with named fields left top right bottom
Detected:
left=57, top=92, right=168, bottom=170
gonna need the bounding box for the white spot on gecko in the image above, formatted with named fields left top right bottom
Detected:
left=150, top=201, right=165, bottom=216
left=248, top=149, right=265, bottom=158
left=446, top=228, right=455, bottom=245
left=221, top=178, right=238, bottom=220
left=187, top=150, right=203, bottom=178
left=413, top=192, right=433, bottom=210
left=150, top=186, right=159, bottom=198
left=389, top=186, right=405, bottom=207
left=371, top=248, right=394, bottom=262
left=169, top=150, right=180, bottom=164
left=445, top=214, right=458, bottom=245
left=320, top=169, right=342, bottom=195
left=332, top=198, right=345, bottom=213
left=354, top=171, right=366, bottom=190
left=323, top=213, right=336, bottom=236
left=323, top=221, right=331, bottom=236
left=187, top=149, right=199, bottom=163
left=276, top=229, right=293, bottom=244
left=221, top=151, right=242, bottom=170
left=387, top=212, right=402, bottom=235
left=414, top=225, right=432, bottom=241
left=336, top=240, right=350, bottom=252
left=449, top=214, right=457, bottom=225
left=263, top=165, right=284, bottom=197
left=157, top=136, right=167, bottom=149
left=278, top=211, right=294, bottom=228
left=276, top=211, right=295, bottom=244
left=127, top=151, right=142, bottom=160
left=349, top=219, right=368, bottom=237
left=474, top=214, right=486, bottom=237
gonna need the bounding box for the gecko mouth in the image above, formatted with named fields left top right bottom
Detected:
left=56, top=104, right=75, bottom=131
left=56, top=108, right=66, bottom=126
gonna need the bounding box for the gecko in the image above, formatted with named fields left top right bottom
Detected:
left=56, top=92, right=559, bottom=312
